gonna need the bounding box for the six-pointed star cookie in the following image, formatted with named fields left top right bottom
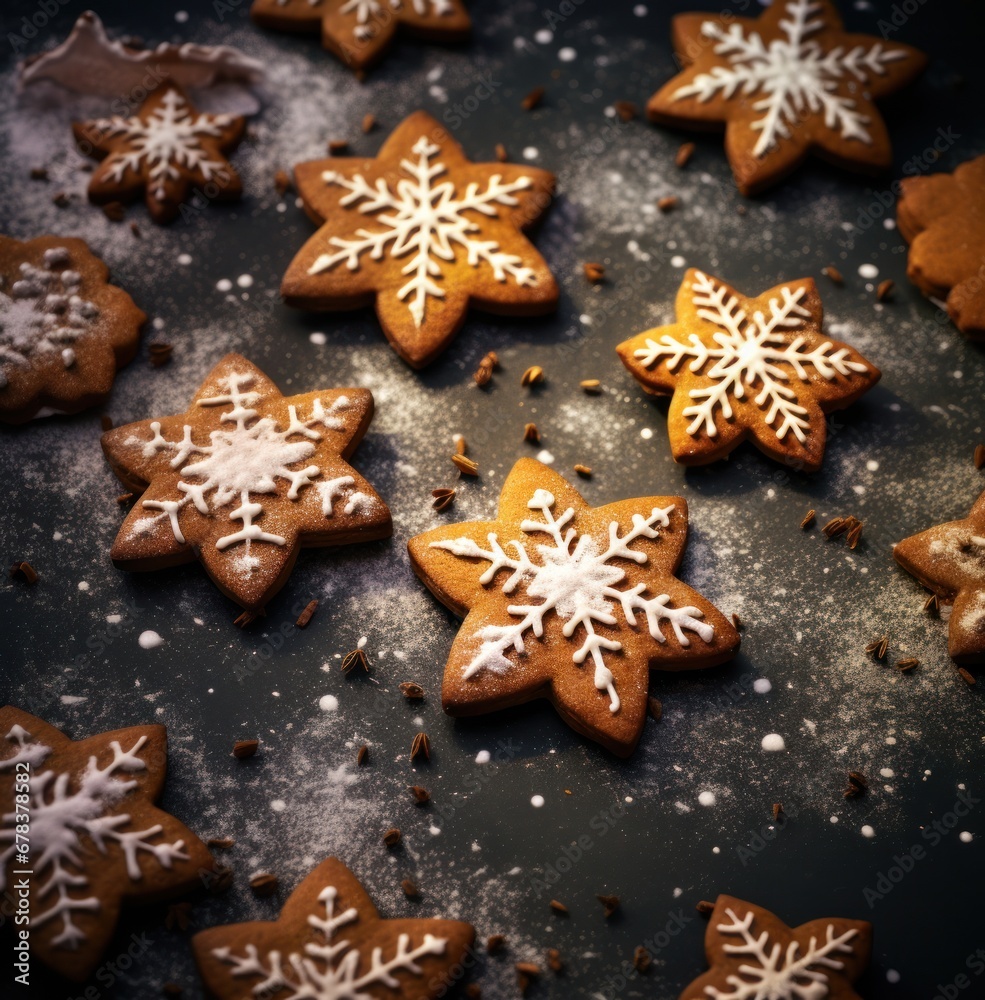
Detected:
left=408, top=459, right=739, bottom=757
left=73, top=83, right=246, bottom=224
left=646, top=0, right=926, bottom=195
left=680, top=895, right=871, bottom=1000
left=282, top=111, right=558, bottom=368
left=617, top=269, right=880, bottom=472
left=0, top=706, right=213, bottom=982
left=250, top=0, right=471, bottom=73
left=0, top=235, right=145, bottom=424
left=898, top=154, right=985, bottom=339
left=894, top=489, right=985, bottom=666
left=193, top=856, right=475, bottom=999
left=101, top=353, right=392, bottom=611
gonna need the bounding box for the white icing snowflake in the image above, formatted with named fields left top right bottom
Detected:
left=431, top=488, right=714, bottom=713
left=89, top=88, right=235, bottom=201
left=308, top=135, right=537, bottom=327
left=340, top=0, right=454, bottom=39
left=672, top=0, right=907, bottom=157
left=213, top=882, right=447, bottom=999
left=126, top=371, right=358, bottom=574
left=0, top=249, right=98, bottom=389
left=707, top=906, right=858, bottom=1000
left=633, top=270, right=867, bottom=443
left=0, top=725, right=189, bottom=949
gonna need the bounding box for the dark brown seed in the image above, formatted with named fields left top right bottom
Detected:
left=399, top=681, right=425, bottom=700
left=876, top=279, right=895, bottom=302
left=361, top=113, right=376, bottom=133
left=486, top=934, right=506, bottom=955
left=574, top=464, right=592, bottom=478
left=521, top=86, right=545, bottom=110
left=822, top=517, right=848, bottom=538
left=149, top=342, right=173, bottom=367
left=165, top=901, right=192, bottom=931
left=731, top=612, right=742, bottom=630
left=647, top=696, right=662, bottom=722
left=233, top=610, right=261, bottom=628
left=523, top=422, right=541, bottom=444
left=207, top=837, right=235, bottom=849
left=633, top=945, right=652, bottom=972
left=357, top=744, right=369, bottom=766
left=696, top=899, right=715, bottom=916
left=163, top=983, right=183, bottom=997
left=597, top=894, right=620, bottom=918
left=583, top=262, right=605, bottom=285
left=295, top=599, right=318, bottom=628
left=657, top=195, right=678, bottom=211
left=249, top=873, right=278, bottom=897
left=410, top=731, right=431, bottom=762
left=848, top=770, right=868, bottom=790
left=517, top=973, right=533, bottom=996
left=580, top=379, right=602, bottom=393
left=975, top=444, right=985, bottom=470
left=821, top=265, right=844, bottom=285
left=801, top=508, right=816, bottom=529
left=483, top=351, right=499, bottom=370
left=613, top=100, right=637, bottom=122
left=473, top=361, right=493, bottom=387
left=100, top=414, right=114, bottom=431
left=516, top=962, right=541, bottom=975
left=452, top=454, right=479, bottom=476
left=130, top=221, right=141, bottom=238
left=772, top=802, right=783, bottom=821
left=116, top=490, right=134, bottom=505
left=53, top=191, right=70, bottom=208
left=233, top=739, right=259, bottom=760
left=546, top=948, right=563, bottom=972
left=29, top=167, right=48, bottom=181
left=865, top=635, right=889, bottom=659
left=454, top=435, right=467, bottom=455
left=207, top=864, right=234, bottom=894
left=383, top=827, right=402, bottom=848
left=521, top=365, right=545, bottom=387
left=274, top=169, right=292, bottom=195
left=409, top=785, right=431, bottom=805
left=342, top=649, right=369, bottom=674
left=675, top=142, right=695, bottom=168
left=401, top=878, right=419, bottom=897
left=846, top=521, right=863, bottom=550
left=922, top=593, right=939, bottom=614
left=431, top=488, right=456, bottom=512
left=102, top=201, right=126, bottom=222
left=328, top=139, right=349, bottom=154
left=896, top=658, right=919, bottom=672
left=9, top=561, right=38, bottom=585
left=958, top=667, right=977, bottom=686
left=843, top=784, right=863, bottom=800
left=495, top=143, right=508, bottom=162
left=549, top=899, right=568, bottom=914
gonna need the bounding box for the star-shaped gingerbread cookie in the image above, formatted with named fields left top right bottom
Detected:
left=647, top=0, right=926, bottom=195
left=894, top=489, right=985, bottom=666
left=408, top=458, right=739, bottom=757
left=193, top=856, right=475, bottom=999
left=680, top=895, right=871, bottom=1000
left=0, top=706, right=213, bottom=982
left=897, top=154, right=985, bottom=339
left=73, top=83, right=245, bottom=224
left=101, top=354, right=391, bottom=611
left=282, top=111, right=558, bottom=368
left=617, top=269, right=880, bottom=472
left=250, top=0, right=471, bottom=73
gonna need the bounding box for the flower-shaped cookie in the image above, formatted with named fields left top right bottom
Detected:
left=617, top=269, right=880, bottom=472
left=408, top=459, right=739, bottom=756
left=282, top=111, right=558, bottom=368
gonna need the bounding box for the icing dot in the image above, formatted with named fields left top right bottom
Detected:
left=309, top=332, right=327, bottom=345
left=522, top=147, right=539, bottom=160
left=761, top=733, right=786, bottom=751
left=429, top=824, right=441, bottom=836
left=959, top=831, right=973, bottom=843
left=318, top=694, right=339, bottom=712
left=866, top=460, right=879, bottom=471
left=531, top=795, right=545, bottom=808
left=77, top=580, right=89, bottom=591
left=698, top=791, right=716, bottom=807
left=753, top=678, right=772, bottom=694
left=536, top=449, right=555, bottom=464
left=883, top=218, right=896, bottom=229
left=886, top=736, right=897, bottom=745
left=861, top=824, right=876, bottom=838
left=475, top=750, right=491, bottom=765
left=52, top=531, right=62, bottom=540
left=829, top=815, right=839, bottom=823
left=177, top=253, right=192, bottom=266
left=640, top=428, right=653, bottom=439
left=858, top=263, right=879, bottom=279
left=558, top=47, right=576, bottom=62
left=633, top=4, right=648, bottom=14
left=534, top=28, right=552, bottom=43
left=670, top=255, right=686, bottom=268
left=237, top=274, right=254, bottom=288
left=712, top=846, right=720, bottom=854
left=138, top=630, right=164, bottom=649
left=216, top=278, right=233, bottom=292
left=887, top=970, right=901, bottom=984
left=270, top=799, right=286, bottom=812
left=106, top=614, right=122, bottom=624
left=175, top=10, right=189, bottom=22
left=880, top=768, right=895, bottom=778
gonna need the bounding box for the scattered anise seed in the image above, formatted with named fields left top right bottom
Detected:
left=29, top=167, right=49, bottom=181
left=597, top=894, right=620, bottom=918
left=580, top=379, right=601, bottom=393
left=772, top=802, right=783, bottom=821
left=233, top=610, right=261, bottom=627
left=249, top=873, right=278, bottom=897
left=455, top=435, right=468, bottom=455
left=801, top=508, right=816, bottom=529
left=696, top=900, right=715, bottom=916
left=675, top=142, right=695, bottom=168
left=409, top=785, right=431, bottom=805
left=574, top=464, right=592, bottom=478
left=401, top=878, right=419, bottom=897
left=383, top=827, right=402, bottom=848
left=328, top=139, right=349, bottom=154
left=130, top=221, right=141, bottom=238
left=897, top=658, right=919, bottom=672
left=647, top=696, right=662, bottom=722
left=520, top=365, right=545, bottom=386
left=731, top=612, right=742, bottom=630
left=975, top=443, right=985, bottom=469
left=495, top=143, right=508, bottom=162
left=473, top=361, right=493, bottom=386
left=846, top=521, right=864, bottom=550
left=958, top=667, right=977, bottom=686
left=361, top=113, right=376, bottom=133
left=357, top=744, right=369, bottom=766
left=274, top=169, right=292, bottom=195
left=342, top=648, right=369, bottom=674
left=521, top=86, right=545, bottom=111
left=583, top=262, right=605, bottom=285
left=657, top=195, right=678, bottom=211
left=10, top=561, right=38, bottom=585
left=102, top=201, right=126, bottom=222
left=821, top=265, right=844, bottom=285
left=399, top=681, right=425, bottom=700
left=546, top=948, right=563, bottom=972
left=549, top=899, right=568, bottom=914
left=233, top=739, right=259, bottom=760
left=865, top=635, right=889, bottom=659
left=452, top=454, right=479, bottom=476
left=517, top=973, right=533, bottom=996
left=165, top=901, right=192, bottom=930
left=736, top=203, right=747, bottom=215
left=633, top=945, right=652, bottom=972
left=876, top=279, right=895, bottom=302
left=431, top=487, right=456, bottom=512
left=516, top=962, right=541, bottom=975
left=613, top=99, right=637, bottom=122
left=207, top=864, right=234, bottom=894
left=843, top=784, right=863, bottom=800
left=822, top=517, right=848, bottom=538
left=163, top=983, right=183, bottom=997
left=486, top=934, right=506, bottom=955
left=149, top=342, right=173, bottom=367
left=295, top=599, right=318, bottom=628
left=207, top=837, right=235, bottom=849
left=53, top=191, right=70, bottom=208
left=847, top=770, right=868, bottom=790
left=483, top=350, right=499, bottom=369
left=410, top=731, right=431, bottom=762
left=923, top=593, right=939, bottom=615
left=100, top=414, right=114, bottom=431
left=523, top=422, right=541, bottom=443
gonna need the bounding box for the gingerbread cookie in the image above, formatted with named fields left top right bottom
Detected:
left=0, top=235, right=144, bottom=424
left=647, top=0, right=926, bottom=195
left=0, top=706, right=212, bottom=982
left=194, top=856, right=475, bottom=999
left=101, top=354, right=391, bottom=612
left=680, top=895, right=871, bottom=1000
left=282, top=111, right=558, bottom=368
left=73, top=83, right=245, bottom=225
left=897, top=154, right=985, bottom=338
left=616, top=269, right=880, bottom=472
left=894, top=489, right=985, bottom=665
left=408, top=458, right=739, bottom=756
left=250, top=0, right=471, bottom=74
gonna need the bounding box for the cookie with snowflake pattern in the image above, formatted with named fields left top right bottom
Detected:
left=408, top=458, right=739, bottom=756
left=0, top=706, right=213, bottom=982
left=193, top=856, right=475, bottom=999
left=73, top=83, right=245, bottom=224
left=680, top=895, right=871, bottom=1000
left=893, top=488, right=985, bottom=666
left=616, top=269, right=880, bottom=472
left=647, top=0, right=925, bottom=195
left=250, top=0, right=470, bottom=74
left=101, top=353, right=391, bottom=611
left=282, top=111, right=558, bottom=368
left=0, top=235, right=144, bottom=424
left=897, top=154, right=985, bottom=339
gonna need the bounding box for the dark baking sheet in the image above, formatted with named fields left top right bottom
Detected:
left=1, top=1, right=983, bottom=997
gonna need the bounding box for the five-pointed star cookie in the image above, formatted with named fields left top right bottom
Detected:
left=616, top=269, right=880, bottom=473
left=282, top=111, right=558, bottom=368
left=680, top=895, right=871, bottom=1000
left=408, top=458, right=739, bottom=757
left=646, top=0, right=926, bottom=195
left=101, top=353, right=391, bottom=611
left=0, top=706, right=213, bottom=982
left=898, top=154, right=985, bottom=339
left=73, top=83, right=246, bottom=224
left=193, top=856, right=475, bottom=999
left=250, top=0, right=471, bottom=73
left=894, top=489, right=985, bottom=666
